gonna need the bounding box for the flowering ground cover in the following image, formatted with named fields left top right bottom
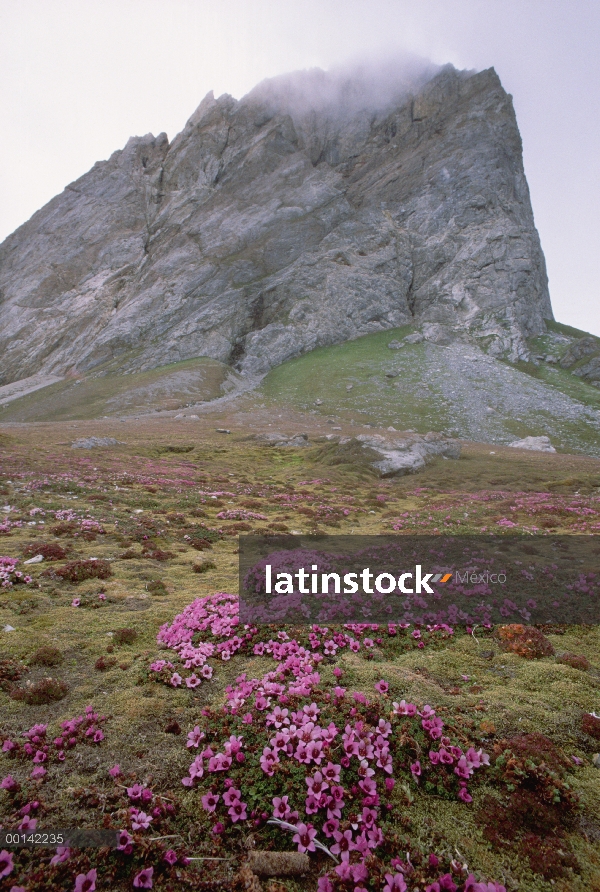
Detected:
left=0, top=420, right=599, bottom=891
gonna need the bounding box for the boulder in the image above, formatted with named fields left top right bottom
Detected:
left=422, top=323, right=453, bottom=346
left=71, top=437, right=122, bottom=448
left=257, top=432, right=309, bottom=447
left=354, top=431, right=461, bottom=476
left=508, top=435, right=556, bottom=452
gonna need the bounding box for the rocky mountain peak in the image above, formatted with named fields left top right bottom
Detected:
left=0, top=60, right=551, bottom=386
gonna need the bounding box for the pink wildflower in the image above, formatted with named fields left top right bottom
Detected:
left=228, top=799, right=247, bottom=822
left=223, top=787, right=241, bottom=807
left=384, top=873, right=408, bottom=892
left=273, top=795, right=293, bottom=819
left=131, top=810, right=153, bottom=830
left=133, top=867, right=154, bottom=888
left=427, top=875, right=457, bottom=892
left=392, top=699, right=417, bottom=716
left=201, top=792, right=220, bottom=813
left=323, top=818, right=339, bottom=837
left=186, top=726, right=205, bottom=748
left=260, top=746, right=279, bottom=776
left=74, top=869, right=97, bottom=892
left=322, top=762, right=341, bottom=784
left=458, top=786, right=473, bottom=803
left=127, top=784, right=144, bottom=801
left=50, top=846, right=71, bottom=865
left=293, top=822, right=317, bottom=853
left=331, top=828, right=353, bottom=860
left=0, top=850, right=13, bottom=879
left=117, top=830, right=133, bottom=852
left=0, top=776, right=18, bottom=791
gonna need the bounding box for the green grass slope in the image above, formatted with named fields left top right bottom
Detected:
left=0, top=358, right=242, bottom=422
left=259, top=327, right=600, bottom=455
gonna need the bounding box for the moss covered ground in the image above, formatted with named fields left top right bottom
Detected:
left=0, top=418, right=599, bottom=891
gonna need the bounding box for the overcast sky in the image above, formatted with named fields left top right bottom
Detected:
left=1, top=0, right=598, bottom=334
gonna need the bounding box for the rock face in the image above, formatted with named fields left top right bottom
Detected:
left=559, top=335, right=600, bottom=385
left=0, top=60, right=552, bottom=386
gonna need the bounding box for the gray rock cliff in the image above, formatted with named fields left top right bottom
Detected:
left=0, top=60, right=552, bottom=385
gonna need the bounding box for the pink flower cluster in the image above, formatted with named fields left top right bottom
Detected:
left=182, top=734, right=244, bottom=787
left=202, top=785, right=248, bottom=822
left=270, top=718, right=388, bottom=877
left=1, top=706, right=106, bottom=783
left=53, top=509, right=78, bottom=522
left=0, top=518, right=24, bottom=535
left=80, top=518, right=105, bottom=533
left=216, top=509, right=267, bottom=521
left=391, top=701, right=488, bottom=800
left=0, top=557, right=32, bottom=588
left=155, top=593, right=253, bottom=687
left=156, top=592, right=495, bottom=890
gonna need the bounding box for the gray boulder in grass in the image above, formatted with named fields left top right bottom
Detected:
left=356, top=431, right=461, bottom=476
left=508, top=435, right=555, bottom=452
